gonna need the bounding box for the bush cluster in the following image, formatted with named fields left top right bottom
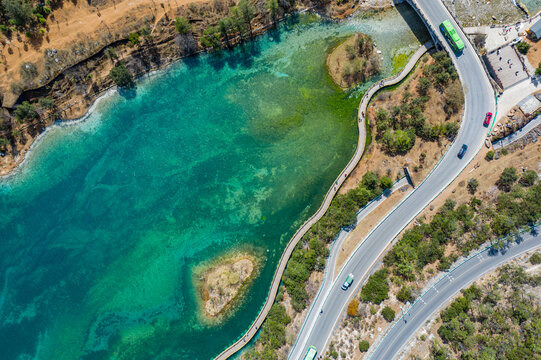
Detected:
left=434, top=267, right=541, bottom=358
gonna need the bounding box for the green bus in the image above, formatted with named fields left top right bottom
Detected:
left=303, top=345, right=317, bottom=360
left=439, top=20, right=464, bottom=53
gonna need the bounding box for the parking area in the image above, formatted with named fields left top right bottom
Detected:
left=485, top=45, right=529, bottom=88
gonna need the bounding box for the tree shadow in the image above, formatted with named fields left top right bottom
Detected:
left=118, top=87, right=137, bottom=99
left=395, top=2, right=432, bottom=45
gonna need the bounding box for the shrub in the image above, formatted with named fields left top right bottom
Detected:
left=396, top=285, right=414, bottom=303
left=359, top=340, right=370, bottom=352
left=380, top=176, right=393, bottom=190
left=497, top=167, right=518, bottom=192
left=128, top=32, right=140, bottom=45
left=19, top=61, right=38, bottom=80
left=467, top=178, right=479, bottom=194
left=519, top=170, right=537, bottom=187
left=381, top=306, right=395, bottom=322
left=109, top=63, right=134, bottom=88
left=14, top=101, right=38, bottom=122
left=175, top=17, right=192, bottom=34
left=0, top=137, right=10, bottom=150
left=516, top=42, right=530, bottom=55
left=360, top=268, right=389, bottom=304
left=486, top=150, right=495, bottom=160
left=106, top=47, right=117, bottom=59
left=529, top=252, right=541, bottom=265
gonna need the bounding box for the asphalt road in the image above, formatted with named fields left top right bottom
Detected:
left=368, top=226, right=541, bottom=360
left=288, top=1, right=496, bottom=358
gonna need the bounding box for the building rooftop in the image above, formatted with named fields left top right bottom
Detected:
left=528, top=19, right=541, bottom=39
left=518, top=94, right=541, bottom=115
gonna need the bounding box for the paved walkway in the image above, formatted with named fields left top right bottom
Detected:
left=214, top=41, right=433, bottom=360
left=496, top=76, right=541, bottom=123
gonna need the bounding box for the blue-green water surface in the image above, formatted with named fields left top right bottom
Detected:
left=0, top=8, right=428, bottom=360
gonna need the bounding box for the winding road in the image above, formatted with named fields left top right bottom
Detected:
left=368, top=225, right=541, bottom=360
left=214, top=41, right=432, bottom=360
left=288, top=0, right=496, bottom=358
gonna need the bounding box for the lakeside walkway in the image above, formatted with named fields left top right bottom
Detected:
left=214, top=40, right=433, bottom=360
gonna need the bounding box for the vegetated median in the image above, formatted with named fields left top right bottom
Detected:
left=326, top=163, right=540, bottom=359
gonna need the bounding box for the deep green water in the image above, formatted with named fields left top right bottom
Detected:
left=0, top=8, right=428, bottom=360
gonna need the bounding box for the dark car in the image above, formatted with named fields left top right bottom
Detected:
left=483, top=112, right=493, bottom=127
left=457, top=144, right=468, bottom=159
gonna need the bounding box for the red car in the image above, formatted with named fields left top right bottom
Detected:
left=483, top=112, right=493, bottom=127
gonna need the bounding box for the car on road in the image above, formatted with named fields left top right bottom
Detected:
left=457, top=144, right=468, bottom=159
left=341, top=273, right=354, bottom=290
left=483, top=112, right=493, bottom=127
left=303, top=345, right=317, bottom=360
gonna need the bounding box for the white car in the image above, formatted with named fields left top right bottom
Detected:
left=511, top=37, right=523, bottom=45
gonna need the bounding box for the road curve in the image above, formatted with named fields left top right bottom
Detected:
left=214, top=42, right=432, bottom=360
left=368, top=226, right=541, bottom=360
left=288, top=1, right=496, bottom=358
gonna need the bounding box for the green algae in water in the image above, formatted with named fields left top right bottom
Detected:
left=0, top=7, right=428, bottom=360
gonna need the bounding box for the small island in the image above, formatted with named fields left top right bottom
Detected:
left=196, top=253, right=258, bottom=319
left=327, top=33, right=382, bottom=89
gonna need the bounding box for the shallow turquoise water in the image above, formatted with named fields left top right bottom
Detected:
left=522, top=0, right=541, bottom=13
left=0, top=8, right=428, bottom=360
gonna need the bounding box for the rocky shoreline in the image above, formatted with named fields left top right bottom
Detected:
left=195, top=253, right=259, bottom=319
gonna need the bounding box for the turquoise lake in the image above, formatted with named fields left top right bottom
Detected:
left=0, top=7, right=428, bottom=360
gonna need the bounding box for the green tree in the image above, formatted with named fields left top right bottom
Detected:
left=359, top=340, right=370, bottom=352
left=444, top=81, right=464, bottom=115
left=109, top=63, right=134, bottom=88
left=14, top=101, right=38, bottom=122
left=381, top=306, right=395, bottom=322
left=238, top=0, right=255, bottom=33
left=174, top=17, right=192, bottom=34
left=200, top=26, right=221, bottom=50
left=485, top=150, right=495, bottom=160
left=218, top=17, right=232, bottom=42
left=360, top=268, right=389, bottom=304
left=497, top=167, right=518, bottom=192
left=416, top=76, right=431, bottom=96
left=516, top=41, right=530, bottom=55
left=266, top=0, right=278, bottom=21
left=467, top=178, right=479, bottom=194
left=1, top=0, right=33, bottom=26
left=38, top=97, right=55, bottom=110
